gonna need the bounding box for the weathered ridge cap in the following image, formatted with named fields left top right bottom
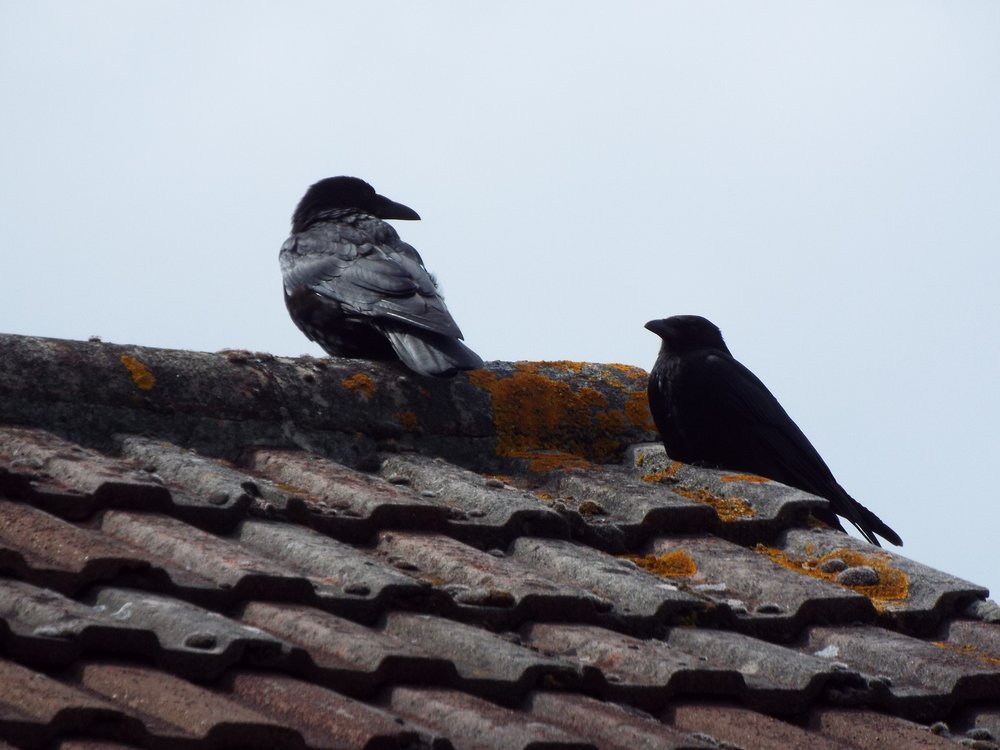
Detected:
left=0, top=333, right=657, bottom=472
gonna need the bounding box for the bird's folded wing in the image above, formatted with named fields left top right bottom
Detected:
left=281, top=236, right=464, bottom=339
left=699, top=354, right=839, bottom=493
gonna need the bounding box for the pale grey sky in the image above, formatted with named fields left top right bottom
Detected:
left=2, top=1, right=998, bottom=596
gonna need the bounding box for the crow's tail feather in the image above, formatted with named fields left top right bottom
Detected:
left=833, top=486, right=903, bottom=547
left=384, top=328, right=483, bottom=378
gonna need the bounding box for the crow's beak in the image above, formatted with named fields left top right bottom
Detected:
left=644, top=319, right=670, bottom=337
left=373, top=193, right=420, bottom=221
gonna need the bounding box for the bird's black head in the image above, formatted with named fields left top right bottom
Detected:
left=645, top=315, right=731, bottom=355
left=292, top=176, right=420, bottom=232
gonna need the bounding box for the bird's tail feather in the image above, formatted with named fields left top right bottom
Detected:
left=384, top=329, right=484, bottom=378
left=836, top=486, right=903, bottom=547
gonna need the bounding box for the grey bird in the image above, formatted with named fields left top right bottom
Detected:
left=280, top=176, right=483, bottom=377
left=646, top=314, right=902, bottom=546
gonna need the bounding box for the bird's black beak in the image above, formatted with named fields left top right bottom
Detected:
left=645, top=319, right=670, bottom=338
left=373, top=193, right=421, bottom=221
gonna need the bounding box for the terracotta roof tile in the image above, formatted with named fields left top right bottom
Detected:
left=0, top=333, right=995, bottom=748
left=640, top=533, right=874, bottom=640
left=383, top=612, right=584, bottom=701
left=0, top=501, right=155, bottom=594
left=238, top=601, right=454, bottom=691
left=524, top=622, right=865, bottom=715
left=810, top=707, right=968, bottom=749
left=670, top=702, right=853, bottom=750
left=0, top=428, right=170, bottom=519
left=965, top=707, right=1000, bottom=748
left=377, top=453, right=570, bottom=544
left=528, top=692, right=713, bottom=750
left=807, top=623, right=1000, bottom=720
left=230, top=672, right=445, bottom=749
left=374, top=531, right=705, bottom=632
left=79, top=662, right=303, bottom=747
left=505, top=536, right=705, bottom=628
left=0, top=658, right=148, bottom=750
left=388, top=687, right=594, bottom=750
left=625, top=443, right=829, bottom=538
left=237, top=521, right=440, bottom=622
left=779, top=527, right=988, bottom=634
left=98, top=510, right=312, bottom=600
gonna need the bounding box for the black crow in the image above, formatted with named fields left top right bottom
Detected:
left=645, top=315, right=902, bottom=547
left=280, top=176, right=483, bottom=377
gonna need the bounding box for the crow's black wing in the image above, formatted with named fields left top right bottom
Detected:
left=677, top=352, right=841, bottom=494
left=678, top=352, right=900, bottom=545
left=280, top=225, right=464, bottom=339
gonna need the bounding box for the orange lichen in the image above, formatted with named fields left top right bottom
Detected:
left=468, top=363, right=640, bottom=469
left=396, top=411, right=419, bottom=432
left=624, top=389, right=657, bottom=432
left=595, top=408, right=626, bottom=434
left=931, top=641, right=1000, bottom=667
left=510, top=450, right=593, bottom=473
left=577, top=500, right=606, bottom=516
left=341, top=373, right=375, bottom=400
left=643, top=460, right=683, bottom=483
left=578, top=386, right=608, bottom=408
left=675, top=486, right=755, bottom=521
left=625, top=550, right=698, bottom=577
left=120, top=355, right=155, bottom=391
left=606, top=363, right=649, bottom=380
left=720, top=474, right=769, bottom=484
left=755, top=545, right=909, bottom=611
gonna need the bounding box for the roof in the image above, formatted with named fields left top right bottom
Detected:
left=0, top=331, right=998, bottom=750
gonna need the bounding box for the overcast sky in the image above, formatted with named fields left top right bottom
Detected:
left=2, top=1, right=998, bottom=597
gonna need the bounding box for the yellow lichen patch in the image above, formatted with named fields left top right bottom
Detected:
left=396, top=411, right=419, bottom=432
left=341, top=373, right=375, bottom=400
left=120, top=355, right=155, bottom=391
left=595, top=408, right=626, bottom=434
left=754, top=545, right=909, bottom=611
left=510, top=450, right=593, bottom=473
left=577, top=500, right=606, bottom=516
left=624, top=389, right=657, bottom=432
left=643, top=460, right=682, bottom=483
left=720, top=473, right=770, bottom=484
left=625, top=550, right=698, bottom=577
left=606, top=363, right=649, bottom=380
left=931, top=641, right=1000, bottom=668
left=675, top=486, right=755, bottom=521
left=468, top=364, right=630, bottom=467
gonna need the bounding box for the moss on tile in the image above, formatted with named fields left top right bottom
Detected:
left=467, top=361, right=653, bottom=471
left=625, top=550, right=698, bottom=577
left=120, top=355, right=156, bottom=391
left=341, top=372, right=375, bottom=400
left=755, top=544, right=909, bottom=611
left=720, top=473, right=769, bottom=484
left=675, top=486, right=755, bottom=521
left=642, top=460, right=683, bottom=483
